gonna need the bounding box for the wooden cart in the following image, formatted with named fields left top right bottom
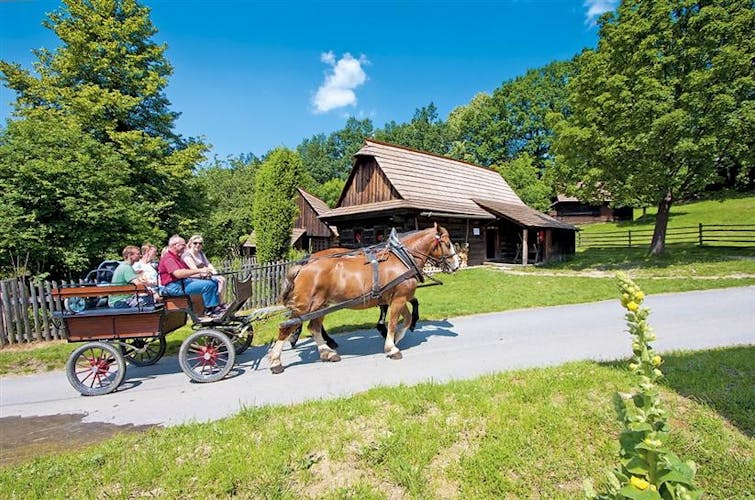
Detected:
left=52, top=277, right=264, bottom=396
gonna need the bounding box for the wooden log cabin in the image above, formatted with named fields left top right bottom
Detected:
left=292, top=188, right=338, bottom=252
left=318, top=140, right=577, bottom=265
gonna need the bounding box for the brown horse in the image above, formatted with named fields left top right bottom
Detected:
left=269, top=223, right=460, bottom=374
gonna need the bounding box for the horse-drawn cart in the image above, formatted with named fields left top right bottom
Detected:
left=52, top=276, right=268, bottom=396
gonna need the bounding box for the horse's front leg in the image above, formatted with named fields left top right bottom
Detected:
left=384, top=298, right=409, bottom=360
left=310, top=317, right=340, bottom=363
left=376, top=304, right=388, bottom=338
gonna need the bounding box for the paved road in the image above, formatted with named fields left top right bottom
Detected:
left=1, top=286, right=753, bottom=427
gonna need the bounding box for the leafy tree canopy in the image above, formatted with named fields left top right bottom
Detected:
left=496, top=154, right=553, bottom=212
left=0, top=0, right=207, bottom=277
left=375, top=103, right=450, bottom=155
left=550, top=0, right=754, bottom=255
left=252, top=148, right=302, bottom=263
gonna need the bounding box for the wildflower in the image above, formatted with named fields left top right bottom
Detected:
left=630, top=476, right=650, bottom=490
left=652, top=355, right=662, bottom=367
left=627, top=301, right=639, bottom=312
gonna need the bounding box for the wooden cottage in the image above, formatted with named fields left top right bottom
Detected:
left=292, top=188, right=338, bottom=252
left=319, top=140, right=577, bottom=265
left=550, top=194, right=633, bottom=224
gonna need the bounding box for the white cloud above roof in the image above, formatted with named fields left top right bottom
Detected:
left=312, top=51, right=369, bottom=113
left=584, top=0, right=618, bottom=25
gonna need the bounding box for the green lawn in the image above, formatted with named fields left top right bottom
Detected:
left=0, top=346, right=751, bottom=498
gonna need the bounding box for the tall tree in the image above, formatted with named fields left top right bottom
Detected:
left=375, top=103, right=450, bottom=155
left=0, top=112, right=154, bottom=278
left=550, top=0, right=754, bottom=255
left=327, top=117, right=374, bottom=179
left=252, top=148, right=302, bottom=263
left=447, top=60, right=573, bottom=170
left=0, top=0, right=207, bottom=275
left=194, top=154, right=261, bottom=260
left=496, top=154, right=553, bottom=212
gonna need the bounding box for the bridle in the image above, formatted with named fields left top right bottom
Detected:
left=410, top=231, right=457, bottom=273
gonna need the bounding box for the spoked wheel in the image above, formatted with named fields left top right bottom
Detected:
left=119, top=336, right=166, bottom=366
left=230, top=324, right=253, bottom=355
left=179, top=329, right=236, bottom=383
left=66, top=342, right=126, bottom=396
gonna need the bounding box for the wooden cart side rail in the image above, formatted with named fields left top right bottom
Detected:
left=51, top=284, right=149, bottom=298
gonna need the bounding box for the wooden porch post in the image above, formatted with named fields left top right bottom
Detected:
left=522, top=228, right=529, bottom=265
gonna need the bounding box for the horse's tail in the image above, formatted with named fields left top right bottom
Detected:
left=280, top=263, right=304, bottom=305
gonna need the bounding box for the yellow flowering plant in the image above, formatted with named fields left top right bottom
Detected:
left=585, top=273, right=701, bottom=500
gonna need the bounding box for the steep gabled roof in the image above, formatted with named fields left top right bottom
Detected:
left=297, top=188, right=330, bottom=215
left=348, top=140, right=524, bottom=217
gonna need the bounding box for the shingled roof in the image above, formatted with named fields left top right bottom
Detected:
left=297, top=188, right=330, bottom=216
left=332, top=140, right=525, bottom=218
left=473, top=199, right=577, bottom=230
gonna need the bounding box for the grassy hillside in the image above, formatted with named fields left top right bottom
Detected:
left=577, top=193, right=755, bottom=234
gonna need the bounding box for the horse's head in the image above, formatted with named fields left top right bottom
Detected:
left=428, top=222, right=461, bottom=273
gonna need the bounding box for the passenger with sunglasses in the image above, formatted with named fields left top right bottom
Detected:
left=158, top=235, right=225, bottom=318
left=183, top=234, right=227, bottom=305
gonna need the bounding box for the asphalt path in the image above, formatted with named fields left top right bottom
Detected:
left=1, top=286, right=753, bottom=428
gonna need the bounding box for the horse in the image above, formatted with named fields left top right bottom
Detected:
left=287, top=244, right=422, bottom=349
left=269, top=223, right=460, bottom=374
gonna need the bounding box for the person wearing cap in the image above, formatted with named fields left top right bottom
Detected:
left=183, top=234, right=227, bottom=305
left=158, top=235, right=225, bottom=317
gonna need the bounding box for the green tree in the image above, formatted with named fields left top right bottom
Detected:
left=448, top=60, right=573, bottom=171
left=327, top=117, right=374, bottom=179
left=375, top=103, right=450, bottom=154
left=252, top=148, right=302, bottom=263
left=314, top=178, right=346, bottom=208
left=193, top=154, right=261, bottom=260
left=0, top=112, right=155, bottom=278
left=551, top=0, right=754, bottom=255
left=0, top=0, right=207, bottom=275
left=496, top=154, right=553, bottom=212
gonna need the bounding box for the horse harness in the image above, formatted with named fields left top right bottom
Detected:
left=280, top=229, right=439, bottom=329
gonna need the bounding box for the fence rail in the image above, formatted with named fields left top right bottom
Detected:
left=0, top=259, right=293, bottom=347
left=577, top=223, right=755, bottom=249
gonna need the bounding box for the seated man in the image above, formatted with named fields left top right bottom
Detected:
left=109, top=246, right=154, bottom=308
left=158, top=235, right=225, bottom=317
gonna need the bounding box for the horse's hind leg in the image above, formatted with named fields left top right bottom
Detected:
left=321, top=326, right=338, bottom=349
left=269, top=323, right=300, bottom=374
left=310, top=317, right=340, bottom=363
left=376, top=304, right=388, bottom=338
left=409, top=298, right=419, bottom=331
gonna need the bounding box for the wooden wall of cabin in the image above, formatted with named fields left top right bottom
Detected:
left=295, top=197, right=332, bottom=238
left=340, top=159, right=401, bottom=207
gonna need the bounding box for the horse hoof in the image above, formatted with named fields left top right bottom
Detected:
left=320, top=352, right=341, bottom=362
left=387, top=351, right=403, bottom=360
left=270, top=365, right=284, bottom=375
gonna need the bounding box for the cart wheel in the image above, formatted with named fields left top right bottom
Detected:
left=179, top=329, right=236, bottom=383
left=66, top=342, right=126, bottom=396
left=231, top=324, right=254, bottom=355
left=119, top=336, right=166, bottom=366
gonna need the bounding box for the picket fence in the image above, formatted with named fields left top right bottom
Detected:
left=0, top=259, right=293, bottom=346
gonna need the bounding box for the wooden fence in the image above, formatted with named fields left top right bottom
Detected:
left=577, top=223, right=755, bottom=249
left=0, top=259, right=293, bottom=346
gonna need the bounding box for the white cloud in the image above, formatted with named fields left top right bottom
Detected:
left=313, top=52, right=369, bottom=114
left=584, top=0, right=618, bottom=25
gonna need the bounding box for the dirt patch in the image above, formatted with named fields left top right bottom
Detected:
left=0, top=413, right=153, bottom=467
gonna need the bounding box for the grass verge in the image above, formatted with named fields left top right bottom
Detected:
left=0, top=346, right=751, bottom=498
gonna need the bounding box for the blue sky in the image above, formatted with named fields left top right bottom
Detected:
left=1, top=0, right=618, bottom=161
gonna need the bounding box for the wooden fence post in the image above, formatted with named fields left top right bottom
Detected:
left=628, top=231, right=632, bottom=248
left=699, top=223, right=704, bottom=246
